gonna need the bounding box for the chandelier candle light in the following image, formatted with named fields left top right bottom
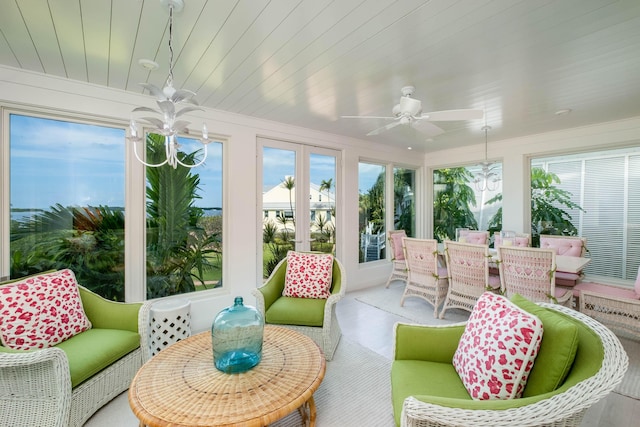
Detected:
left=128, top=0, right=210, bottom=169
left=474, top=125, right=501, bottom=192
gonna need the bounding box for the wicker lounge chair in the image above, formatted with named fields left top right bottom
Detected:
left=252, top=254, right=345, bottom=360
left=392, top=301, right=628, bottom=427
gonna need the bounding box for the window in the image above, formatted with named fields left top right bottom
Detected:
left=4, top=112, right=225, bottom=302
left=359, top=162, right=386, bottom=263
left=433, top=165, right=502, bottom=242
left=393, top=167, right=416, bottom=237
left=144, top=134, right=223, bottom=299
left=8, top=113, right=126, bottom=300
left=532, top=147, right=640, bottom=281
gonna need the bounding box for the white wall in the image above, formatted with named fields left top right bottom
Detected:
left=0, top=66, right=421, bottom=332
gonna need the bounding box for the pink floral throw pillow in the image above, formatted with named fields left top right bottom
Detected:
left=453, top=292, right=543, bottom=400
left=0, top=269, right=92, bottom=350
left=283, top=251, right=334, bottom=299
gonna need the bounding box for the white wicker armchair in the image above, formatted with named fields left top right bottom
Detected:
left=393, top=303, right=628, bottom=427
left=0, top=284, right=144, bottom=427
left=252, top=255, right=345, bottom=360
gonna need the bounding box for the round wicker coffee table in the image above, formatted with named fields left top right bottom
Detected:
left=128, top=325, right=326, bottom=427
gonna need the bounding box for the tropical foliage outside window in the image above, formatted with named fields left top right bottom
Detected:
left=359, top=162, right=385, bottom=263
left=358, top=164, right=416, bottom=263
left=145, top=133, right=223, bottom=299
left=432, top=164, right=503, bottom=241
left=7, top=114, right=223, bottom=301
left=9, top=114, right=127, bottom=300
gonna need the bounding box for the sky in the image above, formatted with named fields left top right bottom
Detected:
left=9, top=114, right=382, bottom=214
left=9, top=114, right=222, bottom=211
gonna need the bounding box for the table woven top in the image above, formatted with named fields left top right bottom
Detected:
left=128, top=325, right=326, bottom=427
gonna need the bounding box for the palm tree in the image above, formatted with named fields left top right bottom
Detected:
left=281, top=176, right=296, bottom=227
left=145, top=133, right=220, bottom=298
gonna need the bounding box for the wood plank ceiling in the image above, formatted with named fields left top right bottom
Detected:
left=0, top=0, right=639, bottom=152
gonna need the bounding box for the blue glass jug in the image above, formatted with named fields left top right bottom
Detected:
left=211, top=296, right=264, bottom=373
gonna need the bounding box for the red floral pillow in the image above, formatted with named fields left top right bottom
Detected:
left=283, top=251, right=334, bottom=299
left=453, top=292, right=543, bottom=400
left=0, top=269, right=92, bottom=350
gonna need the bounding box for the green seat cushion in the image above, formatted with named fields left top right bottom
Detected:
left=55, top=328, right=140, bottom=388
left=265, top=296, right=326, bottom=327
left=392, top=360, right=470, bottom=427
left=510, top=294, right=579, bottom=397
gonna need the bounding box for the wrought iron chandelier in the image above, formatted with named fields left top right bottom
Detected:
left=128, top=0, right=210, bottom=169
left=474, top=125, right=501, bottom=192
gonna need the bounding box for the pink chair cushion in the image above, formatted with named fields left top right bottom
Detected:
left=390, top=232, right=406, bottom=260
left=573, top=281, right=639, bottom=300
left=555, top=271, right=581, bottom=287
left=488, top=274, right=501, bottom=289
left=539, top=237, right=583, bottom=257
left=495, top=236, right=529, bottom=247
left=464, top=231, right=488, bottom=245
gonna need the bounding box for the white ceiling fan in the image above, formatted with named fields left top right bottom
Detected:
left=341, top=86, right=484, bottom=136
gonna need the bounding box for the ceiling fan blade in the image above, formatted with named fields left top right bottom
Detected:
left=366, top=120, right=402, bottom=136
left=420, top=109, right=484, bottom=121
left=341, top=115, right=396, bottom=120
left=412, top=120, right=445, bottom=137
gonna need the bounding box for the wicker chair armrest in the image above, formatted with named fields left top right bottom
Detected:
left=0, top=347, right=72, bottom=426
left=255, top=258, right=288, bottom=311
left=79, top=285, right=142, bottom=333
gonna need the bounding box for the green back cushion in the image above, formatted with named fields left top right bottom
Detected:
left=510, top=294, right=579, bottom=396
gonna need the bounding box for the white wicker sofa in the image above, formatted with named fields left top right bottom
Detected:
left=0, top=270, right=143, bottom=427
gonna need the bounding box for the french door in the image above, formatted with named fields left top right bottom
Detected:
left=258, top=138, right=339, bottom=279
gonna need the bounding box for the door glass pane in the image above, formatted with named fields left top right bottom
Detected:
left=9, top=114, right=126, bottom=300
left=393, top=167, right=415, bottom=237
left=262, top=147, right=296, bottom=278
left=359, top=162, right=386, bottom=263
left=145, top=134, right=223, bottom=298
left=310, top=153, right=336, bottom=254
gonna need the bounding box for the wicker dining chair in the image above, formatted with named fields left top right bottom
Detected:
left=400, top=237, right=448, bottom=318
left=457, top=230, right=489, bottom=245
left=498, top=246, right=573, bottom=307
left=440, top=240, right=500, bottom=319
left=385, top=229, right=408, bottom=288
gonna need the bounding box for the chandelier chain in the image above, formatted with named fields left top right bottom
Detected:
left=167, top=4, right=174, bottom=87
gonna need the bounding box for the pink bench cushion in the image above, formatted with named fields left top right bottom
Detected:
left=573, top=282, right=639, bottom=300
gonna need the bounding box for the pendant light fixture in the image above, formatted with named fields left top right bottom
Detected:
left=473, top=125, right=500, bottom=192
left=128, top=0, right=210, bottom=169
